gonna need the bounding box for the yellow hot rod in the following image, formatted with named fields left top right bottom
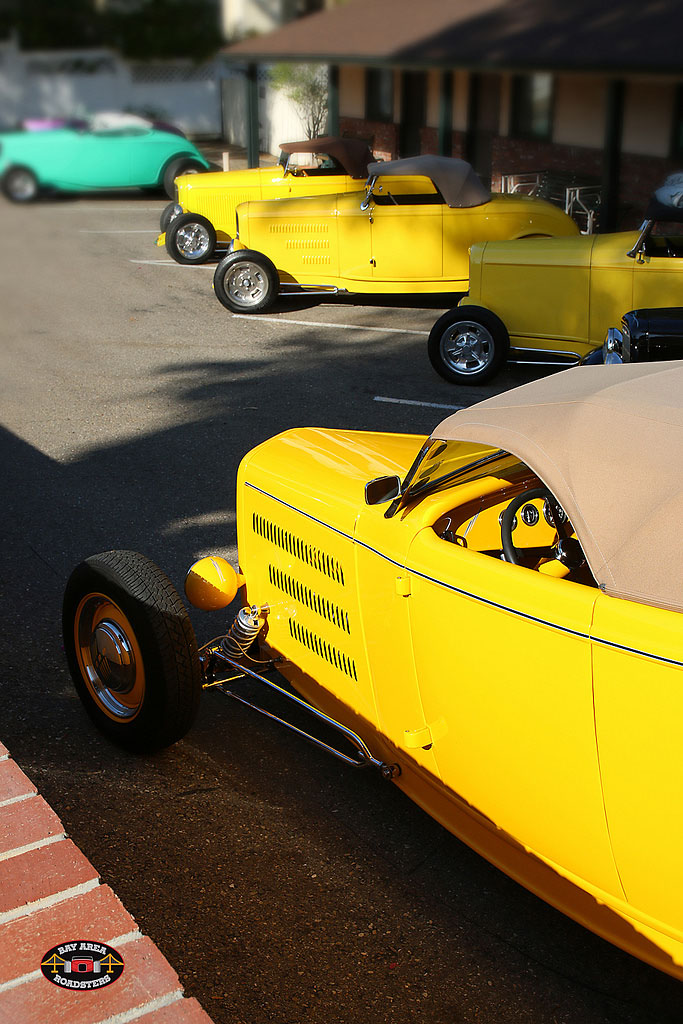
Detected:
left=428, top=173, right=683, bottom=384
left=156, top=136, right=374, bottom=264
left=210, top=155, right=579, bottom=313
left=63, top=362, right=683, bottom=981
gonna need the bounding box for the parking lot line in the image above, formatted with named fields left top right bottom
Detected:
left=128, top=259, right=213, bottom=266
left=231, top=314, right=430, bottom=335
left=374, top=396, right=465, bottom=410
left=80, top=229, right=159, bottom=233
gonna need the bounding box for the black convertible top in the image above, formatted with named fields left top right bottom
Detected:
left=279, top=136, right=374, bottom=179
left=367, top=155, right=491, bottom=208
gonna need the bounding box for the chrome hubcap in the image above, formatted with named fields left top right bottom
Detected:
left=89, top=620, right=136, bottom=694
left=175, top=223, right=210, bottom=259
left=440, top=321, right=494, bottom=374
left=9, top=171, right=36, bottom=200
left=225, top=261, right=268, bottom=308
left=76, top=595, right=144, bottom=720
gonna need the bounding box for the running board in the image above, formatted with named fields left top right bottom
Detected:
left=201, top=648, right=400, bottom=779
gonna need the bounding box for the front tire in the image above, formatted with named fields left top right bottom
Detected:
left=2, top=165, right=39, bottom=202
left=428, top=306, right=509, bottom=385
left=166, top=212, right=216, bottom=264
left=63, top=551, right=202, bottom=752
left=213, top=250, right=279, bottom=314
left=162, top=157, right=205, bottom=198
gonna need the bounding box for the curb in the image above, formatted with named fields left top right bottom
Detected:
left=0, top=742, right=216, bottom=1024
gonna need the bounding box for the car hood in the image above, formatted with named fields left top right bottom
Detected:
left=471, top=232, right=597, bottom=268
left=238, top=428, right=425, bottom=536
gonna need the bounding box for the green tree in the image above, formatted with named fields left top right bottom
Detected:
left=270, top=63, right=328, bottom=139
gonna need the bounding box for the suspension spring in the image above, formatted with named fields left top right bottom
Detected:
left=221, top=605, right=264, bottom=659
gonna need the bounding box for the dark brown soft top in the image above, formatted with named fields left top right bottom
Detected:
left=279, top=136, right=374, bottom=179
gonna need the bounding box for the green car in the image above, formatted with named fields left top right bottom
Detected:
left=0, top=116, right=210, bottom=202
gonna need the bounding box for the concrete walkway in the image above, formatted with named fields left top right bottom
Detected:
left=0, top=742, right=215, bottom=1024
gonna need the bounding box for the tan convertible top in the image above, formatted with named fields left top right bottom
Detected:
left=431, top=362, right=683, bottom=612
left=367, top=155, right=491, bottom=208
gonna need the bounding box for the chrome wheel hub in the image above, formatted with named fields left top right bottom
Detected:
left=9, top=171, right=36, bottom=200
left=176, top=223, right=210, bottom=259
left=226, top=262, right=267, bottom=308
left=89, top=620, right=136, bottom=694
left=76, top=595, right=144, bottom=720
left=440, top=321, right=494, bottom=374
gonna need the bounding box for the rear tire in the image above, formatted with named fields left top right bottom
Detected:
left=162, top=157, right=205, bottom=198
left=213, top=250, right=279, bottom=314
left=63, top=550, right=202, bottom=752
left=428, top=306, right=509, bottom=385
left=2, top=165, right=39, bottom=202
left=166, top=212, right=216, bottom=264
left=160, top=201, right=181, bottom=233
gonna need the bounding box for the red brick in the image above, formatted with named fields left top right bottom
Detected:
left=0, top=760, right=36, bottom=807
left=0, top=885, right=138, bottom=986
left=0, top=796, right=64, bottom=859
left=0, top=841, right=98, bottom=919
left=135, top=997, right=217, bottom=1024
left=0, top=936, right=182, bottom=1024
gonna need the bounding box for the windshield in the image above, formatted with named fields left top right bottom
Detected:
left=384, top=439, right=509, bottom=518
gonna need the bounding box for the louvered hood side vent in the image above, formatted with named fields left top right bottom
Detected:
left=289, top=618, right=358, bottom=681
left=269, top=565, right=351, bottom=634
left=253, top=513, right=345, bottom=585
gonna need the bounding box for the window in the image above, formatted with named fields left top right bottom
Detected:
left=510, top=73, right=553, bottom=141
left=671, top=84, right=683, bottom=158
left=366, top=67, right=394, bottom=123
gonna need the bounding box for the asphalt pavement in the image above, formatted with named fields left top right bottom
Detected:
left=1, top=175, right=683, bottom=1024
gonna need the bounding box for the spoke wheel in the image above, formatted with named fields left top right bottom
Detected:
left=213, top=250, right=279, bottom=314
left=2, top=166, right=39, bottom=202
left=428, top=307, right=509, bottom=385
left=166, top=212, right=216, bottom=264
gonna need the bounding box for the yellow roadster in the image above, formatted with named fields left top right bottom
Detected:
left=156, top=136, right=374, bottom=264
left=428, top=173, right=683, bottom=383
left=211, top=155, right=579, bottom=313
left=63, top=361, right=683, bottom=981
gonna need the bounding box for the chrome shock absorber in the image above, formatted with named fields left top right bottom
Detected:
left=221, top=605, right=264, bottom=659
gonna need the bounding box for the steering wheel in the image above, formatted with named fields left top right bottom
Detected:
left=501, top=487, right=585, bottom=573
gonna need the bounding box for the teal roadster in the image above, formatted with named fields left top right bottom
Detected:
left=0, top=117, right=210, bottom=201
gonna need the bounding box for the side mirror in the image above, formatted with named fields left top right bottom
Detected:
left=365, top=475, right=401, bottom=505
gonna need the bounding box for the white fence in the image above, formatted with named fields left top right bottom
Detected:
left=0, top=38, right=223, bottom=138
left=0, top=38, right=317, bottom=154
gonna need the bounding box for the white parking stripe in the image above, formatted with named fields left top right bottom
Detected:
left=128, top=259, right=212, bottom=266
left=374, top=396, right=465, bottom=410
left=81, top=229, right=159, bottom=233
left=231, top=313, right=430, bottom=335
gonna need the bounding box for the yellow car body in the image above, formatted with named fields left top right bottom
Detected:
left=428, top=176, right=683, bottom=384
left=156, top=136, right=374, bottom=264
left=212, top=155, right=579, bottom=314
left=62, top=362, right=683, bottom=981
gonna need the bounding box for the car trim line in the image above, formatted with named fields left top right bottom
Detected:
left=245, top=482, right=682, bottom=669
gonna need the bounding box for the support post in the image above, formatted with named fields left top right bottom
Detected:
left=246, top=62, right=259, bottom=168
left=327, top=64, right=339, bottom=137
left=601, top=79, right=624, bottom=232
left=437, top=70, right=453, bottom=156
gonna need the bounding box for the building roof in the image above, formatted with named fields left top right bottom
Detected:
left=224, top=0, right=683, bottom=74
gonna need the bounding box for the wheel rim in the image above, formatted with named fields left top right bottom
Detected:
left=74, top=593, right=145, bottom=721
left=174, top=222, right=211, bottom=259
left=8, top=170, right=36, bottom=200
left=224, top=261, right=269, bottom=309
left=439, top=320, right=495, bottom=375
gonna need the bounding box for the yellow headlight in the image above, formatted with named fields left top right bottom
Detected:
left=184, top=556, right=244, bottom=611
